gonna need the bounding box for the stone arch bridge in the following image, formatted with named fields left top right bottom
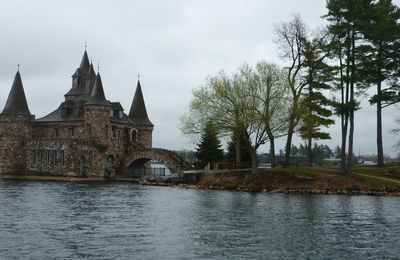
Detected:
left=122, top=147, right=188, bottom=174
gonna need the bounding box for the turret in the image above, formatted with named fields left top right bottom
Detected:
left=65, top=50, right=92, bottom=100
left=129, top=80, right=153, bottom=148
left=0, top=70, right=34, bottom=175
left=84, top=72, right=112, bottom=176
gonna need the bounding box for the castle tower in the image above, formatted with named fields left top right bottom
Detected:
left=129, top=80, right=153, bottom=148
left=84, top=72, right=112, bottom=176
left=0, top=70, right=33, bottom=175
left=65, top=50, right=92, bottom=101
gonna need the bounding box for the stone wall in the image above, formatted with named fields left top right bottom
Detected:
left=136, top=125, right=153, bottom=148
left=0, top=115, right=33, bottom=175
left=84, top=105, right=111, bottom=147
left=0, top=105, right=151, bottom=177
left=26, top=138, right=88, bottom=176
left=33, top=121, right=85, bottom=139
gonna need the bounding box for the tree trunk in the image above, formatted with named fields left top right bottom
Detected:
left=268, top=133, right=276, bottom=168
left=347, top=110, right=354, bottom=175
left=250, top=148, right=258, bottom=175
left=284, top=117, right=295, bottom=167
left=377, top=98, right=384, bottom=167
left=235, top=137, right=241, bottom=168
left=341, top=114, right=348, bottom=173
left=346, top=27, right=356, bottom=176
left=307, top=136, right=312, bottom=165
left=377, top=70, right=384, bottom=168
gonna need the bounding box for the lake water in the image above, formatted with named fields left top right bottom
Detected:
left=0, top=180, right=399, bottom=260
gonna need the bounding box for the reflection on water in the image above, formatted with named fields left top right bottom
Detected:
left=0, top=180, right=399, bottom=259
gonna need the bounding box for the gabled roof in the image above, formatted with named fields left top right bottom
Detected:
left=85, top=73, right=110, bottom=106
left=129, top=80, right=153, bottom=127
left=1, top=70, right=31, bottom=116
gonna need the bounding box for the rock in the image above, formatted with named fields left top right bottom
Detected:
left=294, top=173, right=313, bottom=180
left=347, top=184, right=361, bottom=193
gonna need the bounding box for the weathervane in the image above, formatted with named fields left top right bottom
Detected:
left=85, top=41, right=87, bottom=51
left=138, top=74, right=140, bottom=81
left=17, top=64, right=20, bottom=71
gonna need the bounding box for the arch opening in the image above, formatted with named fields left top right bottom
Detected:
left=128, top=158, right=150, bottom=168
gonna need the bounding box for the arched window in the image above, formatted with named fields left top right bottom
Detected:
left=107, top=155, right=114, bottom=169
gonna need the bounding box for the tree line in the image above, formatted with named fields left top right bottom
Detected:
left=181, top=0, right=400, bottom=175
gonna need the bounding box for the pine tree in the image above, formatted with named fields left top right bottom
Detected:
left=226, top=132, right=252, bottom=166
left=195, top=121, right=224, bottom=169
left=358, top=0, right=400, bottom=167
left=324, top=0, right=366, bottom=174
left=299, top=39, right=335, bottom=165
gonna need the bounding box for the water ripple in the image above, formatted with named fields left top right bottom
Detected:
left=0, top=180, right=400, bottom=259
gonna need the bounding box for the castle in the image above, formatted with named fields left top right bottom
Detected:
left=0, top=50, right=182, bottom=177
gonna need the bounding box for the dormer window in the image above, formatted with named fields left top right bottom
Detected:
left=119, top=111, right=123, bottom=119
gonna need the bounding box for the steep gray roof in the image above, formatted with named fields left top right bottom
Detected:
left=79, top=50, right=90, bottom=73
left=86, top=73, right=110, bottom=106
left=1, top=71, right=31, bottom=116
left=66, top=51, right=93, bottom=98
left=35, top=105, right=84, bottom=122
left=129, top=80, right=153, bottom=126
left=84, top=63, right=96, bottom=95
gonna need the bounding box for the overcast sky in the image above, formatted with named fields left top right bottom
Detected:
left=1, top=0, right=400, bottom=157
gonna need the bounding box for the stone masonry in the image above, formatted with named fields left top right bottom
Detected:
left=0, top=50, right=165, bottom=177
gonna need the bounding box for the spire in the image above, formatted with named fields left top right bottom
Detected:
left=1, top=71, right=31, bottom=116
left=79, top=50, right=90, bottom=73
left=84, top=63, right=96, bottom=95
left=88, top=63, right=96, bottom=78
left=86, top=73, right=109, bottom=105
left=129, top=80, right=153, bottom=126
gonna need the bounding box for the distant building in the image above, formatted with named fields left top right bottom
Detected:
left=0, top=50, right=185, bottom=177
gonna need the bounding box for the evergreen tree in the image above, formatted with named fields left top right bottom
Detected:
left=195, top=121, right=224, bottom=169
left=299, top=38, right=335, bottom=165
left=358, top=0, right=400, bottom=167
left=312, top=143, right=334, bottom=165
left=324, top=0, right=367, bottom=174
left=226, top=132, right=252, bottom=165
left=334, top=145, right=341, bottom=159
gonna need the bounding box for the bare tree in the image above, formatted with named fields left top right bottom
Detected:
left=273, top=14, right=309, bottom=166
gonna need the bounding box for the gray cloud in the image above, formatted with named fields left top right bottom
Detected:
left=0, top=0, right=399, bottom=157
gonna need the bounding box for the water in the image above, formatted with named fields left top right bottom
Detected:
left=0, top=180, right=399, bottom=260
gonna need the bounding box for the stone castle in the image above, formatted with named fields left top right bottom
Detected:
left=0, top=50, right=185, bottom=177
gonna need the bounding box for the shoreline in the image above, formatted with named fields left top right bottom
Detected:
left=2, top=167, right=400, bottom=197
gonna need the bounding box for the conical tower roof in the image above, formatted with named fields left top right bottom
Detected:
left=88, top=63, right=96, bottom=78
left=79, top=50, right=90, bottom=73
left=86, top=73, right=109, bottom=106
left=129, top=80, right=153, bottom=126
left=84, top=63, right=96, bottom=95
left=1, top=70, right=31, bottom=116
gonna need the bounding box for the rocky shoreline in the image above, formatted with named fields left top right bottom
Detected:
left=136, top=175, right=400, bottom=196
left=2, top=168, right=400, bottom=197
